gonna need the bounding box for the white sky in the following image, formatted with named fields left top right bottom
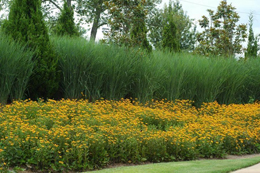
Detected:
left=159, top=0, right=260, bottom=34
left=1, top=0, right=259, bottom=42
left=95, top=0, right=260, bottom=41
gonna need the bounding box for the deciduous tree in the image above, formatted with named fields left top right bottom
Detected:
left=195, top=0, right=247, bottom=57
left=42, top=0, right=108, bottom=40
left=76, top=0, right=108, bottom=40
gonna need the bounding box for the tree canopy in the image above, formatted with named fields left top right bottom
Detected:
left=52, top=0, right=80, bottom=36
left=103, top=0, right=158, bottom=49
left=195, top=0, right=247, bottom=57
left=0, top=0, right=258, bottom=58
left=148, top=0, right=196, bottom=51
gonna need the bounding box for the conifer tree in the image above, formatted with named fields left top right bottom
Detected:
left=53, top=0, right=79, bottom=37
left=1, top=0, right=59, bottom=100
left=130, top=5, right=152, bottom=52
left=162, top=16, right=180, bottom=52
left=245, top=13, right=258, bottom=58
left=148, top=0, right=196, bottom=51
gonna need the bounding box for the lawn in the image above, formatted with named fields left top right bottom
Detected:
left=92, top=156, right=260, bottom=173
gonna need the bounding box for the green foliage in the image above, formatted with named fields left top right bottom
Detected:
left=51, top=36, right=144, bottom=101
left=130, top=5, right=152, bottom=52
left=152, top=51, right=251, bottom=106
left=50, top=36, right=260, bottom=106
left=245, top=13, right=258, bottom=58
left=195, top=0, right=247, bottom=57
left=42, top=0, right=107, bottom=40
left=76, top=0, right=108, bottom=40
left=0, top=0, right=8, bottom=11
left=52, top=1, right=79, bottom=37
left=162, top=16, right=180, bottom=52
left=0, top=32, right=34, bottom=105
left=104, top=0, right=159, bottom=47
left=1, top=0, right=59, bottom=100
left=148, top=0, right=196, bottom=51
left=1, top=99, right=260, bottom=171
left=0, top=13, right=4, bottom=27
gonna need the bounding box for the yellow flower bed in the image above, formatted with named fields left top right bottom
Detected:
left=0, top=99, right=260, bottom=171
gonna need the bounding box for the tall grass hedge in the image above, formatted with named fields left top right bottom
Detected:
left=153, top=52, right=251, bottom=106
left=50, top=36, right=260, bottom=106
left=51, top=36, right=144, bottom=101
left=2, top=34, right=258, bottom=106
left=0, top=33, right=34, bottom=105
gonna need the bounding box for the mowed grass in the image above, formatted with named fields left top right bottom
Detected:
left=93, top=156, right=260, bottom=173
left=0, top=99, right=260, bottom=172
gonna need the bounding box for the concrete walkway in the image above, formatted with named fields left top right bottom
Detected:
left=231, top=163, right=260, bottom=173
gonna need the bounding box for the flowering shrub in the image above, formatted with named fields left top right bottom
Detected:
left=0, top=99, right=260, bottom=171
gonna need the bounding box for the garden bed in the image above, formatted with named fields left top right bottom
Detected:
left=0, top=99, right=260, bottom=172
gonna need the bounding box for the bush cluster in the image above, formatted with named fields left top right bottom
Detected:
left=0, top=99, right=259, bottom=171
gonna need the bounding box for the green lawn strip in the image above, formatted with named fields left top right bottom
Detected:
left=91, top=156, right=260, bottom=173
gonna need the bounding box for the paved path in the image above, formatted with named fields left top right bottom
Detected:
left=231, top=163, right=260, bottom=173
left=227, top=154, right=260, bottom=173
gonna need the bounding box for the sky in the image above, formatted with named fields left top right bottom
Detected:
left=159, top=0, right=260, bottom=33
left=1, top=0, right=259, bottom=43
left=95, top=0, right=260, bottom=42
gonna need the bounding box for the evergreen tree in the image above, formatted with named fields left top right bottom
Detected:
left=245, top=13, right=258, bottom=58
left=104, top=0, right=159, bottom=48
left=1, top=0, right=59, bottom=100
left=148, top=0, right=196, bottom=51
left=162, top=16, right=180, bottom=52
left=53, top=0, right=79, bottom=37
left=130, top=5, right=152, bottom=52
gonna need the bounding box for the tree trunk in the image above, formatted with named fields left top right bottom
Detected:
left=66, top=0, right=72, bottom=11
left=66, top=0, right=71, bottom=8
left=90, top=7, right=101, bottom=41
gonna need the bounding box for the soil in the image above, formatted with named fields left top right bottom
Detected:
left=225, top=153, right=260, bottom=159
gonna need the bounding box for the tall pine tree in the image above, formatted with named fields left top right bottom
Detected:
left=2, top=0, right=59, bottom=100
left=162, top=15, right=180, bottom=52
left=130, top=5, right=152, bottom=52
left=53, top=0, right=79, bottom=37
left=245, top=13, right=258, bottom=58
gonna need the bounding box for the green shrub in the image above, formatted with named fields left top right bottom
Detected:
left=1, top=0, right=59, bottom=100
